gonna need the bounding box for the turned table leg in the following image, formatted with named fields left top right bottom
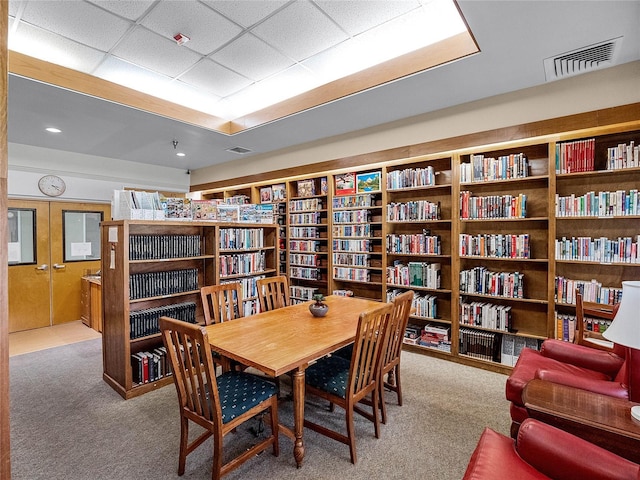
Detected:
left=292, top=367, right=305, bottom=468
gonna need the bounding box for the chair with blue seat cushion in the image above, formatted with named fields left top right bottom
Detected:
left=160, top=316, right=279, bottom=480
left=303, top=302, right=393, bottom=464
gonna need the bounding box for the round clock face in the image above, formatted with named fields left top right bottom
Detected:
left=38, top=175, right=66, bottom=197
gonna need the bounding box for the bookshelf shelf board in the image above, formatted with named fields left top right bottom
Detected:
left=387, top=252, right=452, bottom=259
left=387, top=184, right=451, bottom=193
left=290, top=277, right=326, bottom=283
left=291, top=194, right=326, bottom=201
left=459, top=323, right=518, bottom=335
left=289, top=208, right=328, bottom=213
left=458, top=354, right=511, bottom=372
left=129, top=290, right=200, bottom=303
left=403, top=343, right=453, bottom=357
left=334, top=264, right=382, bottom=271
left=386, top=219, right=451, bottom=224
left=460, top=217, right=548, bottom=223
left=460, top=174, right=549, bottom=187
left=387, top=284, right=452, bottom=294
left=220, top=268, right=278, bottom=280
left=459, top=292, right=548, bottom=304
left=289, top=250, right=326, bottom=254
left=332, top=278, right=383, bottom=286
left=556, top=215, right=640, bottom=221
left=129, top=332, right=162, bottom=344
left=291, top=223, right=327, bottom=227
left=129, top=255, right=215, bottom=264
left=460, top=256, right=548, bottom=263
left=555, top=260, right=640, bottom=267
left=332, top=236, right=380, bottom=240
left=409, top=315, right=451, bottom=324
left=334, top=250, right=377, bottom=255
left=219, top=246, right=276, bottom=253
left=556, top=167, right=640, bottom=179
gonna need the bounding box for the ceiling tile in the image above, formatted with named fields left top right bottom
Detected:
left=252, top=1, right=349, bottom=61
left=9, top=20, right=107, bottom=73
left=211, top=33, right=294, bottom=82
left=179, top=58, right=252, bottom=98
left=86, top=0, right=155, bottom=21
left=140, top=1, right=243, bottom=55
left=19, top=0, right=132, bottom=52
left=112, top=26, right=203, bottom=77
left=314, top=0, right=420, bottom=37
left=201, top=0, right=289, bottom=28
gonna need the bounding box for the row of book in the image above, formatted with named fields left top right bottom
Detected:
left=129, top=302, right=197, bottom=340
left=220, top=275, right=265, bottom=300
left=332, top=224, right=372, bottom=237
left=555, top=311, right=612, bottom=343
left=333, top=267, right=370, bottom=282
left=459, top=192, right=527, bottom=219
left=555, top=138, right=595, bottom=174
left=129, top=234, right=201, bottom=260
left=459, top=233, right=531, bottom=259
left=460, top=153, right=529, bottom=183
left=333, top=209, right=370, bottom=224
left=290, top=285, right=318, bottom=301
left=290, top=253, right=320, bottom=267
left=290, top=266, right=322, bottom=280
left=387, top=166, right=436, bottom=190
left=289, top=240, right=321, bottom=252
left=404, top=323, right=451, bottom=352
left=459, top=267, right=524, bottom=299
left=555, top=189, right=639, bottom=217
left=218, top=228, right=265, bottom=250
left=555, top=235, right=640, bottom=264
left=192, top=200, right=275, bottom=224
left=219, top=251, right=266, bottom=277
left=607, top=141, right=639, bottom=170
left=459, top=328, right=501, bottom=361
left=131, top=346, right=171, bottom=385
left=333, top=252, right=370, bottom=267
left=290, top=227, right=321, bottom=239
left=554, top=276, right=622, bottom=306
left=289, top=198, right=322, bottom=212
left=129, top=268, right=198, bottom=300
left=459, top=300, right=512, bottom=332
left=386, top=231, right=441, bottom=255
left=386, top=261, right=441, bottom=289
left=387, top=288, right=438, bottom=319
left=333, top=239, right=372, bottom=252
left=386, top=200, right=440, bottom=222
left=289, top=212, right=322, bottom=224
left=332, top=194, right=376, bottom=209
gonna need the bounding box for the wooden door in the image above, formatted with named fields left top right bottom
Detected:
left=7, top=200, right=51, bottom=332
left=8, top=200, right=110, bottom=331
left=49, top=202, right=110, bottom=325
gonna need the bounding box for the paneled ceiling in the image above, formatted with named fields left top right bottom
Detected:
left=6, top=0, right=640, bottom=173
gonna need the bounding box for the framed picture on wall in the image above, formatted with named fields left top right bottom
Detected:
left=356, top=171, right=381, bottom=193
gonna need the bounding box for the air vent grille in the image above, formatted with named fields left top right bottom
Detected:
left=544, top=37, right=622, bottom=81
left=226, top=146, right=252, bottom=154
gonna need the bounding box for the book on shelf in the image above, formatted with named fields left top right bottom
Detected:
left=272, top=183, right=286, bottom=201
left=297, top=179, right=316, bottom=197
left=335, top=172, right=356, bottom=195
left=260, top=186, right=273, bottom=204
left=356, top=171, right=381, bottom=193
left=191, top=199, right=218, bottom=220
left=321, top=177, right=328, bottom=195
left=217, top=204, right=240, bottom=222
left=161, top=196, right=192, bottom=220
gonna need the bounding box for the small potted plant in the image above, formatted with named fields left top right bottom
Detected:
left=309, top=293, right=329, bottom=317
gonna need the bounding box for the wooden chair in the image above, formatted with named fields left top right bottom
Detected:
left=575, top=291, right=616, bottom=352
left=377, top=290, right=414, bottom=424
left=159, top=316, right=279, bottom=480
left=256, top=275, right=290, bottom=312
left=303, top=303, right=393, bottom=464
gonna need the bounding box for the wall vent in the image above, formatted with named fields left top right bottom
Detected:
left=544, top=37, right=622, bottom=81
left=226, top=146, right=252, bottom=154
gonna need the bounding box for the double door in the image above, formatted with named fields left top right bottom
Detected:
left=7, top=200, right=110, bottom=332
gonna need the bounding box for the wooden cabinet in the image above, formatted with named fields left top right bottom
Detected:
left=81, top=276, right=103, bottom=332
left=100, top=220, right=278, bottom=399
left=195, top=116, right=640, bottom=374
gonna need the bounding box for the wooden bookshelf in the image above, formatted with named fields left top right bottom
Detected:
left=193, top=112, right=640, bottom=375
left=100, top=220, right=278, bottom=399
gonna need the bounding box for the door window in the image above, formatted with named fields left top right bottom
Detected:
left=7, top=208, right=36, bottom=265
left=63, top=210, right=103, bottom=262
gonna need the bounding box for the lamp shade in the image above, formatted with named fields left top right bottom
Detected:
left=603, top=281, right=640, bottom=349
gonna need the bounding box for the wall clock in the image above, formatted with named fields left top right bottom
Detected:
left=38, top=175, right=66, bottom=197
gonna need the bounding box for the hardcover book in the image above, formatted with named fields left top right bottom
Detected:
left=260, top=186, right=273, bottom=204
left=297, top=179, right=316, bottom=197
left=335, top=172, right=356, bottom=195
left=272, top=183, right=286, bottom=201
left=356, top=171, right=381, bottom=193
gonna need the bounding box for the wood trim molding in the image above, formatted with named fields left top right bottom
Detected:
left=1, top=0, right=11, bottom=476
left=190, top=101, right=640, bottom=192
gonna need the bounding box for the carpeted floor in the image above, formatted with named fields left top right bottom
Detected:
left=9, top=339, right=510, bottom=479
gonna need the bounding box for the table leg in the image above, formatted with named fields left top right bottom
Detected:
left=292, top=367, right=305, bottom=468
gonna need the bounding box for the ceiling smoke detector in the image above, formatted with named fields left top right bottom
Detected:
left=173, top=33, right=190, bottom=46
left=544, top=37, right=622, bottom=81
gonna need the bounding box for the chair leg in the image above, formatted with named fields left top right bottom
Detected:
left=270, top=400, right=280, bottom=457
left=211, top=434, right=223, bottom=480
left=394, top=365, right=403, bottom=406
left=346, top=407, right=357, bottom=464
left=178, top=416, right=189, bottom=475
left=379, top=379, right=388, bottom=425
left=372, top=386, right=381, bottom=439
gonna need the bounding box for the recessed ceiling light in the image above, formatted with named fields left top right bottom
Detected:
left=45, top=127, right=61, bottom=133
left=176, top=152, right=186, bottom=157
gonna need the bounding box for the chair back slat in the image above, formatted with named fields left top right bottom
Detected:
left=382, top=291, right=414, bottom=369
left=160, top=316, right=220, bottom=423
left=257, top=276, right=290, bottom=312
left=201, top=283, right=243, bottom=325
left=350, top=303, right=393, bottom=396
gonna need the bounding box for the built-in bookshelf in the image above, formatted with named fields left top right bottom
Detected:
left=287, top=176, right=329, bottom=302
left=193, top=108, right=640, bottom=375
left=332, top=169, right=385, bottom=301
left=101, top=220, right=278, bottom=399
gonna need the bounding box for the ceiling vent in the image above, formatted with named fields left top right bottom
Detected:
left=543, top=37, right=622, bottom=81
left=226, top=146, right=252, bottom=154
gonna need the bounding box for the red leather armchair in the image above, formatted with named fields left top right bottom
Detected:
left=463, top=418, right=639, bottom=480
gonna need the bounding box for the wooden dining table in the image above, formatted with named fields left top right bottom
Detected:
left=205, top=295, right=382, bottom=468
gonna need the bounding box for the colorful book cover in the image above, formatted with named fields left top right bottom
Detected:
left=335, top=172, right=356, bottom=195
left=297, top=179, right=315, bottom=197
left=260, top=186, right=273, bottom=204
left=272, top=183, right=286, bottom=201
left=191, top=199, right=218, bottom=220
left=356, top=171, right=381, bottom=193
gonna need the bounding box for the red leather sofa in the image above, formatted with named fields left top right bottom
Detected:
left=504, top=337, right=638, bottom=435
left=462, top=418, right=639, bottom=480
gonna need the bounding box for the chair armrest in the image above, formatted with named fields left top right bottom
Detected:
left=541, top=339, right=624, bottom=377
left=517, top=419, right=639, bottom=480
left=535, top=369, right=630, bottom=399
